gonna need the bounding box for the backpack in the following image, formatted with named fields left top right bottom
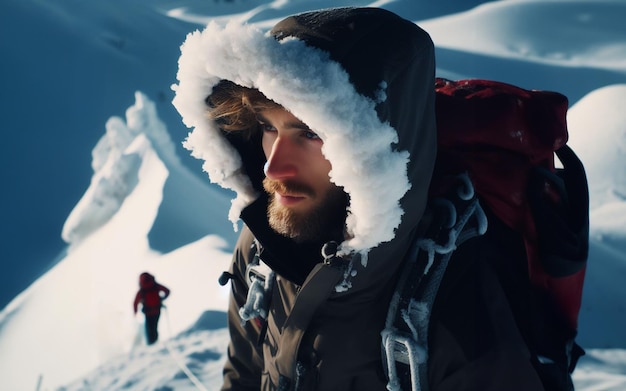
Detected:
left=140, top=286, right=163, bottom=313
left=381, top=78, right=589, bottom=391
left=138, top=273, right=167, bottom=315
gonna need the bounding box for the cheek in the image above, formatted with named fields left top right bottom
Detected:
left=261, top=133, right=274, bottom=158
left=315, top=146, right=332, bottom=173
left=312, top=153, right=333, bottom=182
left=320, top=158, right=333, bottom=177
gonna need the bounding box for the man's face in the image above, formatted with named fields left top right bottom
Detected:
left=259, top=108, right=347, bottom=243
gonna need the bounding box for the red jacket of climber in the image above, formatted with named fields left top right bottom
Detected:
left=133, top=272, right=170, bottom=316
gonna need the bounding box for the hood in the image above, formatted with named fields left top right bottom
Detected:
left=172, top=7, right=436, bottom=256
left=139, top=272, right=155, bottom=289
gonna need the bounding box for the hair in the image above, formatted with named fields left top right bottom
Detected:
left=205, top=80, right=281, bottom=137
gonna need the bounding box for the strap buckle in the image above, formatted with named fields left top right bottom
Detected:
left=381, top=329, right=426, bottom=391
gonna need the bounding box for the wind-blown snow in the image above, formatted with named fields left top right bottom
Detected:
left=1, top=0, right=625, bottom=390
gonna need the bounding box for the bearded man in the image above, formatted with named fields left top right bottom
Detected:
left=173, top=7, right=547, bottom=391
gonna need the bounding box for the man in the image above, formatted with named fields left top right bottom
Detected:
left=173, top=7, right=545, bottom=390
left=133, top=272, right=170, bottom=345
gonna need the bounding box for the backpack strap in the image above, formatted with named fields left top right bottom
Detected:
left=239, top=239, right=276, bottom=325
left=381, top=173, right=487, bottom=391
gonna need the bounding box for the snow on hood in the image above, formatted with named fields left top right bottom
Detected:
left=172, top=8, right=436, bottom=254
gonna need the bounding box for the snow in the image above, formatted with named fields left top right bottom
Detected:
left=567, top=85, right=626, bottom=211
left=0, top=93, right=234, bottom=389
left=0, top=0, right=625, bottom=390
left=419, top=0, right=626, bottom=71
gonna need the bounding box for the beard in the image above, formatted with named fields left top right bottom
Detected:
left=263, top=177, right=349, bottom=244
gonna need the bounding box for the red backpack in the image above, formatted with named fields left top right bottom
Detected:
left=434, top=78, right=588, bottom=331
left=382, top=78, right=589, bottom=391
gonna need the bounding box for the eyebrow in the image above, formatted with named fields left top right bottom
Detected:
left=256, top=113, right=312, bottom=131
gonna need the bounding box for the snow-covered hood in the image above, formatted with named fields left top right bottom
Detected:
left=172, top=7, right=436, bottom=254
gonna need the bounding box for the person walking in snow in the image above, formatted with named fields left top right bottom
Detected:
left=172, top=7, right=585, bottom=391
left=133, top=272, right=170, bottom=345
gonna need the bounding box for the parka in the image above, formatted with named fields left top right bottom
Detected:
left=173, top=7, right=546, bottom=391
left=133, top=272, right=170, bottom=316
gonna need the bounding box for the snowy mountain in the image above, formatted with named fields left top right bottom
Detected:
left=0, top=92, right=236, bottom=390
left=0, top=0, right=625, bottom=390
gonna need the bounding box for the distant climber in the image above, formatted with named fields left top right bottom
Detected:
left=133, top=272, right=170, bottom=345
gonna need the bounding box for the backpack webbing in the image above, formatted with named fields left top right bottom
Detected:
left=381, top=173, right=487, bottom=391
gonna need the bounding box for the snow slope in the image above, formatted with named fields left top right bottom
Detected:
left=568, top=85, right=626, bottom=354
left=0, top=93, right=234, bottom=389
left=420, top=0, right=626, bottom=71
left=0, top=0, right=202, bottom=308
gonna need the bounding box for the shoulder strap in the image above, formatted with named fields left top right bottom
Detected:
left=381, top=173, right=487, bottom=391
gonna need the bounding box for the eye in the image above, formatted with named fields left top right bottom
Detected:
left=303, top=130, right=321, bottom=140
left=258, top=121, right=276, bottom=133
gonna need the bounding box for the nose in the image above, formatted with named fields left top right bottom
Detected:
left=264, top=136, right=298, bottom=180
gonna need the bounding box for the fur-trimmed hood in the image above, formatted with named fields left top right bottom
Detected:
left=172, top=7, right=436, bottom=259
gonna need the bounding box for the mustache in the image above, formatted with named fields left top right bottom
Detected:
left=263, top=177, right=315, bottom=197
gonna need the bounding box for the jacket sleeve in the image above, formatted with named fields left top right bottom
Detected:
left=133, top=291, right=142, bottom=314
left=221, top=227, right=264, bottom=391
